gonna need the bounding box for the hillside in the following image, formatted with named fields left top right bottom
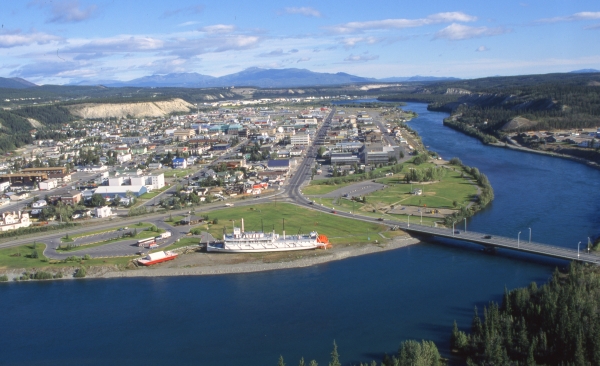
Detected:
left=66, top=98, right=195, bottom=119
left=380, top=72, right=600, bottom=134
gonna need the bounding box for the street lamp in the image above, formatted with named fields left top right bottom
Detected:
left=452, top=222, right=455, bottom=236
left=518, top=231, right=521, bottom=248
left=578, top=241, right=581, bottom=258
left=528, top=227, right=531, bottom=243
left=408, top=214, right=410, bottom=227
left=464, top=218, right=467, bottom=232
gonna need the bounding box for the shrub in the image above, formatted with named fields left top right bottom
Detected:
left=33, top=271, right=53, bottom=280
left=74, top=267, right=87, bottom=278
left=0, top=275, right=8, bottom=282
left=54, top=272, right=63, bottom=279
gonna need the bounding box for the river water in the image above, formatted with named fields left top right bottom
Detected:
left=1, top=102, right=598, bottom=366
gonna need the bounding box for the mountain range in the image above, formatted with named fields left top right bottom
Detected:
left=0, top=68, right=461, bottom=89
left=0, top=77, right=39, bottom=89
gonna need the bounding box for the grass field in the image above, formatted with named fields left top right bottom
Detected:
left=139, top=185, right=170, bottom=199
left=163, top=169, right=193, bottom=178
left=0, top=243, right=132, bottom=270
left=193, top=203, right=386, bottom=245
left=367, top=166, right=476, bottom=209
left=160, top=237, right=199, bottom=251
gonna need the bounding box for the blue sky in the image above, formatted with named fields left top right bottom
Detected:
left=1, top=0, right=599, bottom=84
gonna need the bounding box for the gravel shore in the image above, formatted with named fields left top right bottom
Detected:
left=99, top=235, right=421, bottom=279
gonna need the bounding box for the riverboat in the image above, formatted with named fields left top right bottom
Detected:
left=207, top=219, right=330, bottom=253
left=137, top=251, right=178, bottom=266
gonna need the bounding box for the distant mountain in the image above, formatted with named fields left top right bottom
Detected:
left=213, top=67, right=376, bottom=87
left=0, top=77, right=37, bottom=89
left=105, top=72, right=216, bottom=88
left=570, top=69, right=600, bottom=73
left=379, top=75, right=461, bottom=82
left=97, top=68, right=376, bottom=88
left=12, top=68, right=460, bottom=89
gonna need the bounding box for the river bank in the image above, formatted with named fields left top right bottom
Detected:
left=0, top=234, right=420, bottom=281
left=489, top=140, right=600, bottom=170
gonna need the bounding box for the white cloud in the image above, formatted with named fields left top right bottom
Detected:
left=434, top=23, right=510, bottom=40
left=344, top=53, right=379, bottom=62
left=296, top=57, right=310, bottom=63
left=29, top=0, right=98, bottom=23
left=66, top=36, right=165, bottom=54
left=329, top=12, right=477, bottom=33
left=476, top=45, right=489, bottom=52
left=200, top=24, right=236, bottom=34
left=282, top=7, right=322, bottom=18
left=341, top=36, right=380, bottom=48
left=538, top=12, right=600, bottom=23
left=0, top=29, right=61, bottom=48
left=178, top=21, right=201, bottom=27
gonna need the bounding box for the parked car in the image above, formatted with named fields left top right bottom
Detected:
left=483, top=235, right=492, bottom=239
left=454, top=230, right=461, bottom=234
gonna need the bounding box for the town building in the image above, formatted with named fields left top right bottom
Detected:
left=0, top=211, right=31, bottom=232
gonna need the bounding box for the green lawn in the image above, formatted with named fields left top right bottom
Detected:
left=160, top=237, right=199, bottom=251
left=163, top=169, right=193, bottom=178
left=0, top=243, right=133, bottom=270
left=164, top=215, right=186, bottom=225
left=367, top=166, right=477, bottom=209
left=139, top=185, right=170, bottom=199
left=201, top=203, right=386, bottom=245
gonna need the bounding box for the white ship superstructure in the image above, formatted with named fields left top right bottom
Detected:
left=207, top=219, right=330, bottom=253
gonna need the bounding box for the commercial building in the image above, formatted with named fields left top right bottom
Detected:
left=21, top=167, right=72, bottom=183
left=290, top=133, right=310, bottom=146
left=360, top=144, right=401, bottom=165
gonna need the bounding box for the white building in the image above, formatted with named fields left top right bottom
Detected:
left=94, top=206, right=113, bottom=218
left=32, top=200, right=47, bottom=208
left=117, top=153, right=132, bottom=163
left=290, top=134, right=310, bottom=146
left=39, top=179, right=58, bottom=191
left=0, top=211, right=31, bottom=231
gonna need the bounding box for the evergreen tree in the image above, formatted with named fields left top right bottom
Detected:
left=329, top=340, right=341, bottom=366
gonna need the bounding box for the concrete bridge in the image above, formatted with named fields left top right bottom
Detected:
left=392, top=221, right=597, bottom=264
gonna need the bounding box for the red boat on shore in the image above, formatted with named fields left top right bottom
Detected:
left=137, top=251, right=178, bottom=266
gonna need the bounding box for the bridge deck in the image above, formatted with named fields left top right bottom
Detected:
left=392, top=221, right=597, bottom=264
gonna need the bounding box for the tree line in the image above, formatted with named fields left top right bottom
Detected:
left=451, top=263, right=600, bottom=365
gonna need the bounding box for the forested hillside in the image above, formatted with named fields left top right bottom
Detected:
left=0, top=110, right=34, bottom=152
left=451, top=264, right=600, bottom=365
left=379, top=72, right=600, bottom=141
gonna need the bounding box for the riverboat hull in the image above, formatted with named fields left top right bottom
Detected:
left=137, top=251, right=178, bottom=266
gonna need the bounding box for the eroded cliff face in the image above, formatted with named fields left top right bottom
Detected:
left=66, top=98, right=194, bottom=119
